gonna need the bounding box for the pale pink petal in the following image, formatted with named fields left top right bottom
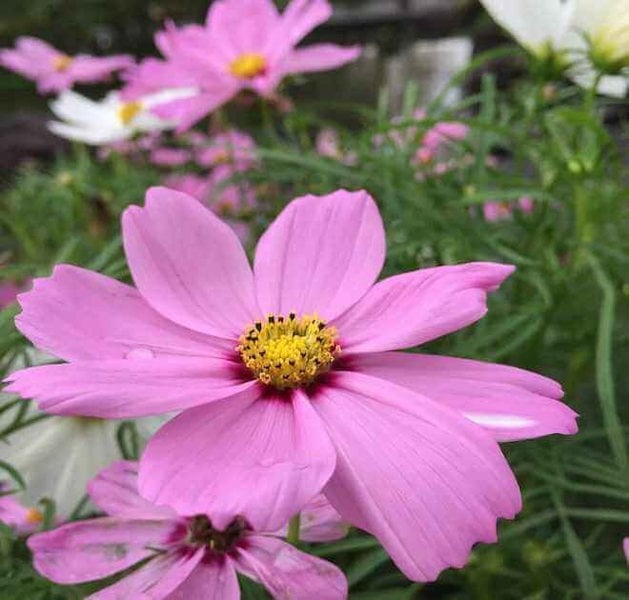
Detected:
left=205, top=0, right=279, bottom=55
left=350, top=352, right=578, bottom=442
left=15, top=265, right=230, bottom=362
left=167, top=559, right=240, bottom=599
left=122, top=58, right=199, bottom=99
left=276, top=0, right=332, bottom=47
left=91, top=550, right=204, bottom=600
left=28, top=518, right=177, bottom=584
left=5, top=358, right=254, bottom=418
left=313, top=371, right=521, bottom=582
left=254, top=190, right=385, bottom=320
left=122, top=186, right=259, bottom=339
left=152, top=90, right=237, bottom=132
left=273, top=494, right=348, bottom=542
left=235, top=534, right=347, bottom=600
left=334, top=262, right=514, bottom=353
left=623, top=538, right=629, bottom=564
left=284, top=44, right=361, bottom=74
left=68, top=54, right=134, bottom=81
left=88, top=461, right=175, bottom=520
left=139, top=390, right=336, bottom=532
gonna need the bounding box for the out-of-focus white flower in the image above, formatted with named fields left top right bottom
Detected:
left=47, top=88, right=196, bottom=145
left=479, top=0, right=628, bottom=97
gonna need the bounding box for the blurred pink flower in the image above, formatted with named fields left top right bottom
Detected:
left=315, top=128, right=357, bottom=165
left=7, top=188, right=577, bottom=582
left=162, top=174, right=211, bottom=202
left=150, top=147, right=192, bottom=166
left=0, top=282, right=22, bottom=309
left=197, top=129, right=257, bottom=171
left=0, top=37, right=133, bottom=94
left=123, top=0, right=361, bottom=130
left=28, top=460, right=347, bottom=599
left=483, top=197, right=535, bottom=222
left=0, top=484, right=43, bottom=535
left=624, top=538, right=629, bottom=564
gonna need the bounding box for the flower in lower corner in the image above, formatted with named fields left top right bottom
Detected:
left=122, top=0, right=362, bottom=130
left=5, top=187, right=578, bottom=582
left=0, top=37, right=133, bottom=94
left=47, top=89, right=196, bottom=146
left=0, top=483, right=44, bottom=535
left=28, top=460, right=348, bottom=599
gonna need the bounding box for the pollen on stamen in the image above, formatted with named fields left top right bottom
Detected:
left=117, top=101, right=143, bottom=126
left=237, top=313, right=341, bottom=390
left=229, top=53, right=267, bottom=79
left=52, top=54, right=73, bottom=72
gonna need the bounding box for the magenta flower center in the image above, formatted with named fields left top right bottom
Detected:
left=186, top=515, right=247, bottom=554
left=229, top=53, right=267, bottom=79
left=237, top=313, right=341, bottom=389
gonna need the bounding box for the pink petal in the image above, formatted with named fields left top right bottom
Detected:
left=91, top=549, right=204, bottom=599
left=139, top=390, right=336, bottom=532
left=122, top=186, right=259, bottom=339
left=15, top=265, right=230, bottom=362
left=350, top=352, right=577, bottom=442
left=313, top=371, right=521, bottom=582
left=254, top=190, right=385, bottom=320
left=5, top=358, right=254, bottom=418
left=167, top=559, right=240, bottom=599
left=333, top=262, right=514, bottom=353
left=68, top=54, right=134, bottom=81
left=273, top=494, right=348, bottom=542
left=88, top=461, right=176, bottom=520
left=152, top=90, right=237, bottom=132
left=235, top=534, right=347, bottom=599
left=624, top=538, right=629, bottom=564
left=276, top=0, right=332, bottom=47
left=205, top=0, right=279, bottom=55
left=284, top=44, right=361, bottom=74
left=28, top=518, right=177, bottom=584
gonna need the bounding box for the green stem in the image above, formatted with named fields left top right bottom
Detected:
left=287, top=513, right=301, bottom=546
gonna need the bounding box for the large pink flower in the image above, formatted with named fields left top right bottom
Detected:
left=6, top=187, right=578, bottom=581
left=0, top=37, right=133, bottom=94
left=28, top=460, right=347, bottom=599
left=123, top=0, right=361, bottom=130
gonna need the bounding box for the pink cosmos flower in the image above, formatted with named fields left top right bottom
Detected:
left=316, top=128, right=358, bottom=166
left=483, top=197, right=535, bottom=222
left=163, top=174, right=212, bottom=202
left=28, top=460, right=347, bottom=599
left=123, top=0, right=362, bottom=130
left=6, top=188, right=578, bottom=582
left=150, top=147, right=193, bottom=167
left=0, top=484, right=43, bottom=535
left=197, top=129, right=257, bottom=171
left=0, top=37, right=133, bottom=94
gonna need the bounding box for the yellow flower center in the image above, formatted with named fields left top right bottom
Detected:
left=237, top=313, right=341, bottom=390
left=52, top=54, right=73, bottom=72
left=117, top=101, right=143, bottom=126
left=229, top=53, right=267, bottom=79
left=25, top=508, right=43, bottom=525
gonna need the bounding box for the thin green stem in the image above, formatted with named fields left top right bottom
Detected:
left=287, top=513, right=301, bottom=546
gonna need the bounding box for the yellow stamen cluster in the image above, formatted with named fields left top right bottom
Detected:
left=117, top=101, right=143, bottom=126
left=25, top=508, right=43, bottom=525
left=229, top=53, right=267, bottom=79
left=52, top=54, right=73, bottom=72
left=237, top=313, right=341, bottom=390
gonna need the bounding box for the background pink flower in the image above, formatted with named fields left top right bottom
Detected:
left=483, top=197, right=535, bottom=222
left=0, top=37, right=133, bottom=94
left=6, top=187, right=577, bottom=582
left=197, top=129, right=257, bottom=171
left=28, top=460, right=347, bottom=599
left=0, top=484, right=43, bottom=536
left=123, top=0, right=362, bottom=130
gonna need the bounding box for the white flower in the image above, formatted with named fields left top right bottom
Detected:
left=479, top=0, right=628, bottom=97
left=47, top=88, right=196, bottom=145
left=0, top=396, right=168, bottom=519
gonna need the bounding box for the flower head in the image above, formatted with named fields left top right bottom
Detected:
left=6, top=187, right=578, bottom=582
left=0, top=484, right=44, bottom=535
left=28, top=460, right=347, bottom=599
left=123, top=0, right=362, bottom=130
left=47, top=89, right=195, bottom=146
left=482, top=197, right=535, bottom=222
left=0, top=37, right=133, bottom=94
